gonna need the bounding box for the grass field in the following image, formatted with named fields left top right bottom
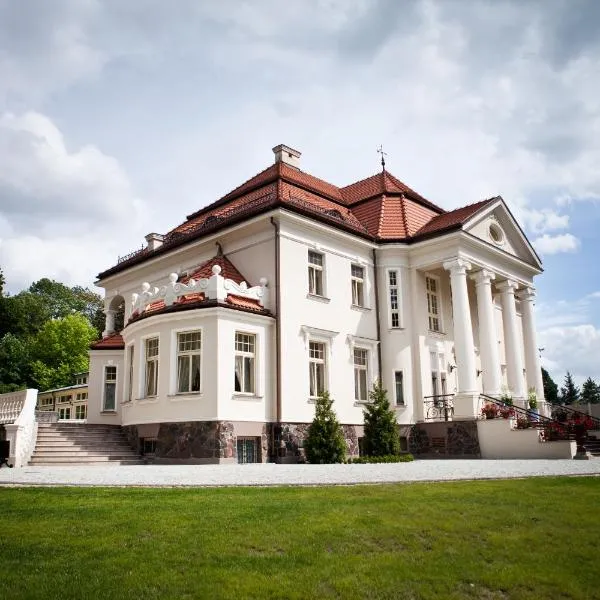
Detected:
left=1, top=477, right=599, bottom=599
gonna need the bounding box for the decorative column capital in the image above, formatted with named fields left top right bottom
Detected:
left=496, top=279, right=519, bottom=294
left=471, top=269, right=496, bottom=286
left=442, top=257, right=472, bottom=276
left=518, top=287, right=536, bottom=302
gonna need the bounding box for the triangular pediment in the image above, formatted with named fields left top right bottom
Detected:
left=463, top=198, right=542, bottom=269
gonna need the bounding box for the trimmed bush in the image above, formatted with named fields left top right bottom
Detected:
left=304, top=391, right=346, bottom=464
left=362, top=381, right=401, bottom=457
left=347, top=454, right=414, bottom=464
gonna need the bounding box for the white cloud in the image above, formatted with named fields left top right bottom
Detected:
left=540, top=324, right=600, bottom=385
left=532, top=233, right=580, bottom=255
left=0, top=112, right=149, bottom=292
left=520, top=208, right=570, bottom=234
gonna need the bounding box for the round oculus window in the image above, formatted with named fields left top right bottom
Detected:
left=489, top=223, right=504, bottom=245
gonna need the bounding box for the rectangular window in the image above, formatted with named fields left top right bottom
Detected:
left=59, top=407, right=71, bottom=420
left=237, top=438, right=258, bottom=464
left=234, top=332, right=255, bottom=394
left=309, top=341, right=326, bottom=397
left=82, top=392, right=87, bottom=400
left=76, top=393, right=82, bottom=401
left=395, top=371, right=405, bottom=405
left=104, top=366, right=117, bottom=411
left=127, top=345, right=134, bottom=402
left=145, top=337, right=159, bottom=397
left=75, top=405, right=87, bottom=419
left=389, top=270, right=400, bottom=328
left=351, top=264, right=365, bottom=307
left=308, top=251, right=324, bottom=296
left=426, top=276, right=441, bottom=332
left=354, top=348, right=369, bottom=402
left=177, top=331, right=202, bottom=393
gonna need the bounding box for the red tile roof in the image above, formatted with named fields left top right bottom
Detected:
left=181, top=255, right=248, bottom=285
left=97, top=155, right=505, bottom=280
left=90, top=333, right=124, bottom=350
left=414, top=197, right=498, bottom=238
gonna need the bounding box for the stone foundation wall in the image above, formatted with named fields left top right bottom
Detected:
left=409, top=421, right=481, bottom=457
left=270, top=422, right=363, bottom=463
left=123, top=421, right=269, bottom=464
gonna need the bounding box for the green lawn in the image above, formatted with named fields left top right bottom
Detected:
left=1, top=478, right=599, bottom=599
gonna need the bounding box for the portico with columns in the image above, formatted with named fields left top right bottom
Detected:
left=408, top=242, right=544, bottom=421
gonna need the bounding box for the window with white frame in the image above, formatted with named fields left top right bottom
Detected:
left=426, top=276, right=441, bottom=332
left=308, top=250, right=324, bottom=296
left=177, top=331, right=202, bottom=393
left=309, top=341, right=326, bottom=398
left=351, top=264, right=365, bottom=307
left=104, top=365, right=117, bottom=411
left=127, top=345, right=134, bottom=402
left=353, top=347, right=369, bottom=402
left=395, top=371, right=405, bottom=405
left=144, top=337, right=159, bottom=397
left=430, top=352, right=447, bottom=398
left=234, top=332, right=255, bottom=394
left=388, top=270, right=400, bottom=328
left=75, top=405, right=87, bottom=419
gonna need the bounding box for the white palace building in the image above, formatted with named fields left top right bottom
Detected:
left=87, top=145, right=547, bottom=463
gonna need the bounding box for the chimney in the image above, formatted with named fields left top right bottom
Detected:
left=145, top=233, right=164, bottom=251
left=272, top=144, right=301, bottom=169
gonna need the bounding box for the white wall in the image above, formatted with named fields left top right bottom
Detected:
left=118, top=308, right=273, bottom=427
left=88, top=349, right=124, bottom=425
left=477, top=419, right=576, bottom=459
left=278, top=217, right=378, bottom=424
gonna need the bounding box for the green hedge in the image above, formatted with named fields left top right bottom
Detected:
left=347, top=454, right=414, bottom=464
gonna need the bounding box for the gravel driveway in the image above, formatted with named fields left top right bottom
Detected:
left=1, top=459, right=598, bottom=487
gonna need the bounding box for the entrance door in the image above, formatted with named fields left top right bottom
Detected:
left=237, top=438, right=257, bottom=464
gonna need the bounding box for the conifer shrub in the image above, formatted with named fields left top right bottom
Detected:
left=362, top=381, right=401, bottom=457
left=347, top=454, right=414, bottom=464
left=304, top=391, right=346, bottom=464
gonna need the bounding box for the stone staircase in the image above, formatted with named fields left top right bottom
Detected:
left=583, top=432, right=600, bottom=457
left=29, top=423, right=144, bottom=466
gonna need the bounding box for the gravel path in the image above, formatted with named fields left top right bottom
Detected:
left=1, top=459, right=599, bottom=487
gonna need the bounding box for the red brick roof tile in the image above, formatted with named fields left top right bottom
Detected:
left=90, top=333, right=125, bottom=350
left=414, top=197, right=498, bottom=237
left=181, top=255, right=248, bottom=285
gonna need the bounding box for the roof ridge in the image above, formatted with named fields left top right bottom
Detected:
left=399, top=194, right=409, bottom=237
left=377, top=194, right=386, bottom=236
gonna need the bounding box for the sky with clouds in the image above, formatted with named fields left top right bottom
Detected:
left=0, top=0, right=599, bottom=386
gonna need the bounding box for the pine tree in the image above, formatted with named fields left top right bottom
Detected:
left=559, top=371, right=580, bottom=405
left=581, top=377, right=600, bottom=405
left=304, top=391, right=346, bottom=464
left=0, top=268, right=5, bottom=296
left=362, top=381, right=401, bottom=457
left=542, top=368, right=559, bottom=404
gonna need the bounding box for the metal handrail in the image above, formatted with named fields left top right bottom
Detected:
left=479, top=393, right=592, bottom=450
left=547, top=403, right=600, bottom=429
left=423, top=394, right=455, bottom=421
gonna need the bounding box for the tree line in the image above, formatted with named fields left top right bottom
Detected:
left=542, top=368, right=600, bottom=405
left=0, top=268, right=104, bottom=393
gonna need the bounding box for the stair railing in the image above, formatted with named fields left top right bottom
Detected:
left=479, top=393, right=587, bottom=451
left=0, top=389, right=39, bottom=467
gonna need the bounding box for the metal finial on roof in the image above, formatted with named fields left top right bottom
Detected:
left=377, top=145, right=387, bottom=171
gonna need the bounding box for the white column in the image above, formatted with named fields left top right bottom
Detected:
left=497, top=280, right=525, bottom=402
left=519, top=287, right=545, bottom=404
left=443, top=259, right=478, bottom=418
left=472, top=269, right=502, bottom=396
left=103, top=310, right=116, bottom=337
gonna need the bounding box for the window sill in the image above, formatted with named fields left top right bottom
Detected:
left=353, top=400, right=372, bottom=407
left=395, top=404, right=407, bottom=410
left=350, top=304, right=370, bottom=312
left=306, top=293, right=331, bottom=303
left=427, top=330, right=446, bottom=338
left=135, top=396, right=159, bottom=404
left=100, top=410, right=117, bottom=414
left=232, top=393, right=263, bottom=401
left=168, top=393, right=203, bottom=402
left=388, top=327, right=405, bottom=332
